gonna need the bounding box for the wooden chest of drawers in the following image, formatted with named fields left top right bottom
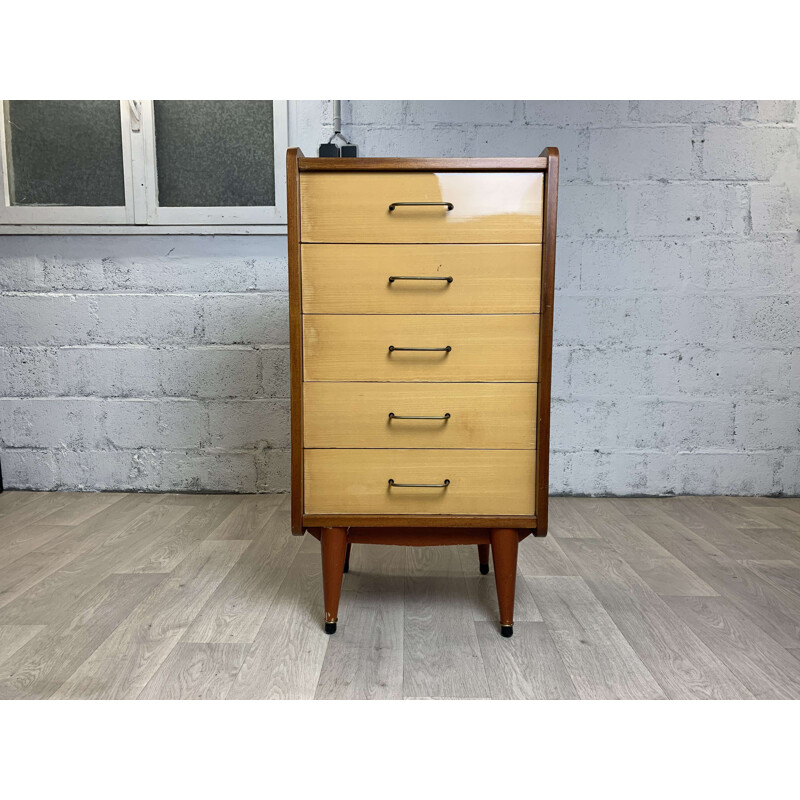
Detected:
left=287, top=149, right=559, bottom=637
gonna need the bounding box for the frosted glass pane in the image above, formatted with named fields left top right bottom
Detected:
left=5, top=100, right=125, bottom=206
left=153, top=100, right=275, bottom=207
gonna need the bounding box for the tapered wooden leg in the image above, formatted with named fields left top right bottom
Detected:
left=343, top=542, right=352, bottom=573
left=321, top=527, right=348, bottom=634
left=477, top=543, right=490, bottom=575
left=490, top=528, right=518, bottom=637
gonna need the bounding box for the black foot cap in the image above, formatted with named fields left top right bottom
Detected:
left=343, top=563, right=349, bottom=574
left=479, top=563, right=489, bottom=575
left=500, top=625, right=513, bottom=638
left=324, top=622, right=337, bottom=635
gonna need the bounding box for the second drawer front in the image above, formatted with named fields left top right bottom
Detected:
left=301, top=244, right=542, bottom=314
left=304, top=449, right=536, bottom=516
left=303, top=314, right=539, bottom=382
left=304, top=382, right=537, bottom=449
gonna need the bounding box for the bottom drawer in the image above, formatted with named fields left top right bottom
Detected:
left=304, top=449, right=535, bottom=516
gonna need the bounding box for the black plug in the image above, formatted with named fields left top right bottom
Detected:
left=340, top=143, right=358, bottom=158
left=318, top=142, right=340, bottom=157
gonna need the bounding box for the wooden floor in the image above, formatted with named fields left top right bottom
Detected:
left=0, top=490, right=799, bottom=700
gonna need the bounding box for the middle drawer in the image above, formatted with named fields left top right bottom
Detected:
left=303, top=314, right=539, bottom=382
left=304, top=382, right=537, bottom=449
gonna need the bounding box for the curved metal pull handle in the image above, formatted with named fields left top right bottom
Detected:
left=388, top=345, right=451, bottom=353
left=388, top=201, right=454, bottom=212
left=389, top=412, right=450, bottom=421
left=388, top=275, right=453, bottom=283
left=388, top=479, right=450, bottom=488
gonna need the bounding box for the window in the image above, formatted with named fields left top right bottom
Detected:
left=0, top=100, right=288, bottom=231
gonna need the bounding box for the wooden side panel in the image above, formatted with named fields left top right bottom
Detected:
left=287, top=147, right=304, bottom=535
left=303, top=382, right=537, bottom=449
left=304, top=449, right=536, bottom=517
left=535, top=148, right=559, bottom=537
left=303, top=314, right=539, bottom=382
left=300, top=172, right=544, bottom=243
left=301, top=244, right=541, bottom=314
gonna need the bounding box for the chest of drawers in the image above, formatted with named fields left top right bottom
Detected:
left=287, top=149, right=559, bottom=637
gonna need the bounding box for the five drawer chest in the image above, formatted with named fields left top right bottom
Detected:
left=287, top=148, right=559, bottom=637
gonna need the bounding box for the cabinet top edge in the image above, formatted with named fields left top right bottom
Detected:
left=297, top=157, right=549, bottom=172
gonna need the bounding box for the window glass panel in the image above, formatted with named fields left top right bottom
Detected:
left=4, top=100, right=125, bottom=206
left=153, top=100, right=275, bottom=207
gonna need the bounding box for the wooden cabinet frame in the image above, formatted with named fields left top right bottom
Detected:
left=288, top=149, right=559, bottom=537
left=287, top=149, right=559, bottom=635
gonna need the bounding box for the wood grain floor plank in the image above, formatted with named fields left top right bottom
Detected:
left=456, top=546, right=542, bottom=622
left=0, top=573, right=165, bottom=700
left=206, top=494, right=283, bottom=540
left=0, top=524, right=73, bottom=571
left=183, top=499, right=304, bottom=643
left=621, top=550, right=719, bottom=598
left=663, top=596, right=800, bottom=700
left=661, top=498, right=786, bottom=560
left=119, top=495, right=242, bottom=574
left=735, top=528, right=800, bottom=561
left=0, top=491, right=80, bottom=537
left=575, top=500, right=719, bottom=597
left=53, top=540, right=249, bottom=699
left=0, top=495, right=163, bottom=611
left=697, top=496, right=782, bottom=530
left=526, top=576, right=665, bottom=700
left=0, top=501, right=194, bottom=625
left=608, top=498, right=670, bottom=517
left=548, top=497, right=601, bottom=538
left=476, top=621, right=577, bottom=699
left=575, top=499, right=684, bottom=562
left=0, top=624, right=46, bottom=668
left=737, top=560, right=800, bottom=600
left=517, top=533, right=578, bottom=577
left=226, top=552, right=329, bottom=700
left=0, top=490, right=40, bottom=513
left=558, top=539, right=754, bottom=699
left=403, top=546, right=490, bottom=699
left=642, top=510, right=800, bottom=649
left=36, top=492, right=127, bottom=527
left=0, top=550, right=80, bottom=611
left=315, top=544, right=405, bottom=700
left=138, top=643, right=250, bottom=700
left=4, top=492, right=800, bottom=700
left=730, top=502, right=800, bottom=531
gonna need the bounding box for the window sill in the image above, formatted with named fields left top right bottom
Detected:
left=0, top=224, right=288, bottom=236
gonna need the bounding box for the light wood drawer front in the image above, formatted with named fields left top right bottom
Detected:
left=304, top=449, right=535, bottom=516
left=304, top=382, right=537, bottom=449
left=301, top=244, right=541, bottom=314
left=300, top=172, right=544, bottom=243
left=303, top=314, right=539, bottom=382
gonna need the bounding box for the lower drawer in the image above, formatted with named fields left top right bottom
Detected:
left=304, top=449, right=535, bottom=516
left=303, top=382, right=537, bottom=449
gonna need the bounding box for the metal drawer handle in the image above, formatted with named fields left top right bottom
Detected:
left=388, top=275, right=453, bottom=283
left=388, top=345, right=451, bottom=353
left=388, top=201, right=454, bottom=212
left=388, top=479, right=450, bottom=488
left=389, top=412, right=450, bottom=421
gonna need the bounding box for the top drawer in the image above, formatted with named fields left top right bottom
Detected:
left=300, top=171, right=544, bottom=243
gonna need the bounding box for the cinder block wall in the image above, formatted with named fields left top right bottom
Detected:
left=1, top=100, right=798, bottom=494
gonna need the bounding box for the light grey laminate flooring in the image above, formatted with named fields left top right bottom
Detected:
left=1, top=490, right=799, bottom=700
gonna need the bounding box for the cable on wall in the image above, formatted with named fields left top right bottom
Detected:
left=319, top=100, right=358, bottom=157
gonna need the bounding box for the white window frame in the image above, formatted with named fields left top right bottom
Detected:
left=0, top=100, right=288, bottom=233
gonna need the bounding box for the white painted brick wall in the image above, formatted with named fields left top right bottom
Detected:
left=1, top=100, right=798, bottom=496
